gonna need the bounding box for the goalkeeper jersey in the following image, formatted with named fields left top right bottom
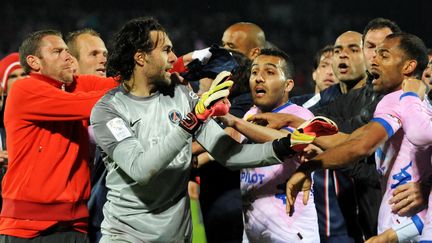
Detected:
left=371, top=90, right=432, bottom=237
left=240, top=102, right=319, bottom=243
left=90, top=84, right=282, bottom=243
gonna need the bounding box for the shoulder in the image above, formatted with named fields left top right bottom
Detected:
left=278, top=103, right=314, bottom=120
left=94, top=86, right=124, bottom=109
left=243, top=106, right=259, bottom=119
left=375, top=90, right=403, bottom=113
left=290, top=93, right=314, bottom=106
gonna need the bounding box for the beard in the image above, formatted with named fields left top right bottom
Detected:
left=156, top=75, right=176, bottom=96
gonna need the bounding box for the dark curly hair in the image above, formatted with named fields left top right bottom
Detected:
left=229, top=50, right=252, bottom=97
left=107, top=17, right=165, bottom=81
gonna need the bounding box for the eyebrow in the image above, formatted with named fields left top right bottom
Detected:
left=377, top=48, right=389, bottom=54
left=348, top=44, right=360, bottom=48
left=251, top=63, right=279, bottom=68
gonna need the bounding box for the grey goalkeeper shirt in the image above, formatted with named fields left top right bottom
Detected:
left=90, top=84, right=281, bottom=243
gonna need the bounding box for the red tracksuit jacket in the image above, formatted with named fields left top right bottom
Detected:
left=0, top=73, right=117, bottom=238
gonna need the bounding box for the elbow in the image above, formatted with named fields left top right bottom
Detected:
left=133, top=173, right=152, bottom=186
left=129, top=164, right=159, bottom=186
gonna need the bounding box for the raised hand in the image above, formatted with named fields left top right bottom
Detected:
left=179, top=71, right=233, bottom=134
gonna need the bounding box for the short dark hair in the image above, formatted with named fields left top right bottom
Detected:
left=257, top=48, right=294, bottom=79
left=313, top=45, right=333, bottom=70
left=386, top=32, right=428, bottom=78
left=229, top=50, right=252, bottom=96
left=107, top=17, right=165, bottom=82
left=19, top=30, right=62, bottom=74
left=66, top=28, right=102, bottom=60
left=362, top=18, right=401, bottom=42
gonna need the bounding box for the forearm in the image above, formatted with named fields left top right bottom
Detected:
left=196, top=120, right=282, bottom=169
left=232, top=116, right=288, bottom=143
left=308, top=122, right=387, bottom=169
left=313, top=132, right=350, bottom=149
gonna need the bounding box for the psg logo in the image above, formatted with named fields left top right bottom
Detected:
left=168, top=110, right=182, bottom=124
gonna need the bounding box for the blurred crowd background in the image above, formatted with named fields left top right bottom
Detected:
left=1, top=0, right=430, bottom=94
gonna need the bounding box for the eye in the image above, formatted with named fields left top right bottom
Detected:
left=334, top=49, right=341, bottom=54
left=366, top=43, right=375, bottom=49
left=267, top=70, right=275, bottom=75
left=351, top=48, right=360, bottom=53
left=379, top=52, right=389, bottom=59
left=251, top=70, right=258, bottom=76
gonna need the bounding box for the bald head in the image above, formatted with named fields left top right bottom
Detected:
left=332, top=31, right=366, bottom=85
left=222, top=22, right=266, bottom=59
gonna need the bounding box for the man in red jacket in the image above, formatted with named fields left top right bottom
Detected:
left=0, top=30, right=117, bottom=243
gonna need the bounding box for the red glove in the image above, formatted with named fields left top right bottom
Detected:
left=297, top=116, right=338, bottom=137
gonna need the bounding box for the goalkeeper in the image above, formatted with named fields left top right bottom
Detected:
left=90, top=18, right=337, bottom=243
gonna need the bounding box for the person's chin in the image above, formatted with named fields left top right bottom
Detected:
left=61, top=74, right=75, bottom=84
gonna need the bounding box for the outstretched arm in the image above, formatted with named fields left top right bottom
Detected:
left=286, top=121, right=388, bottom=214
left=195, top=119, right=282, bottom=170
left=218, top=113, right=289, bottom=143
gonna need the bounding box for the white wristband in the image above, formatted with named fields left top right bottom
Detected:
left=192, top=47, right=212, bottom=64
left=393, top=215, right=423, bottom=242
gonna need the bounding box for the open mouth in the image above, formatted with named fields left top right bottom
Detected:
left=338, top=63, right=349, bottom=73
left=255, top=86, right=266, bottom=97
left=370, top=71, right=380, bottom=80
left=96, top=68, right=106, bottom=75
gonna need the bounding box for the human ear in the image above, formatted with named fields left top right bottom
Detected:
left=402, top=59, right=417, bottom=76
left=134, top=52, right=146, bottom=66
left=26, top=55, right=40, bottom=72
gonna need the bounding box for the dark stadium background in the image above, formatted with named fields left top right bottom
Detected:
left=2, top=0, right=430, bottom=94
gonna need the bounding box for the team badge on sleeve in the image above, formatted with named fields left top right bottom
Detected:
left=106, top=117, right=132, bottom=141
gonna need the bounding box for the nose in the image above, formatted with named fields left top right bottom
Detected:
left=325, top=66, right=333, bottom=76
left=370, top=52, right=379, bottom=66
left=253, top=71, right=265, bottom=83
left=168, top=52, right=177, bottom=64
left=100, top=54, right=107, bottom=64
left=63, top=51, right=73, bottom=62
left=338, top=49, right=348, bottom=59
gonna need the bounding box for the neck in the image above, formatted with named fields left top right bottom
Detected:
left=125, top=73, right=155, bottom=97
left=314, top=86, right=320, bottom=94
left=261, top=98, right=290, bottom=112
left=339, top=76, right=367, bottom=94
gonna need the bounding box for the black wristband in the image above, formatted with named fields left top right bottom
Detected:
left=179, top=112, right=203, bottom=134
left=272, top=134, right=295, bottom=158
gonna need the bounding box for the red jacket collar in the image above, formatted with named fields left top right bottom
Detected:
left=29, top=73, right=76, bottom=90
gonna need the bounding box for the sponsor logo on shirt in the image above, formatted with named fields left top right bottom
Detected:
left=168, top=110, right=182, bottom=124
left=241, top=171, right=265, bottom=185
left=390, top=161, right=412, bottom=189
